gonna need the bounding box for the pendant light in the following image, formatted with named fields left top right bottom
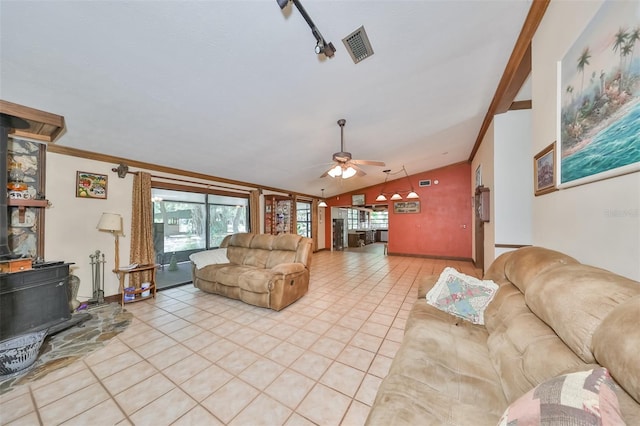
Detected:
left=318, top=189, right=328, bottom=208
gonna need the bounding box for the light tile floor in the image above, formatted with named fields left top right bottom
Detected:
left=0, top=250, right=481, bottom=426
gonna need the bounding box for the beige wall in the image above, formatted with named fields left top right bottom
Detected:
left=532, top=0, right=640, bottom=280
left=45, top=153, right=133, bottom=301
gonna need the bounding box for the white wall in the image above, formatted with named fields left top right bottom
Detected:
left=532, top=1, right=640, bottom=280
left=494, top=109, right=533, bottom=256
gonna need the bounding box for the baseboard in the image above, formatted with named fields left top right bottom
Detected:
left=386, top=252, right=474, bottom=263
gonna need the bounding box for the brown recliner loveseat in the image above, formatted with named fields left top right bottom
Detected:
left=366, top=246, right=640, bottom=425
left=190, top=233, right=313, bottom=311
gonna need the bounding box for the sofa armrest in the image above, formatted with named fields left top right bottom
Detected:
left=271, top=263, right=306, bottom=275
left=417, top=274, right=439, bottom=299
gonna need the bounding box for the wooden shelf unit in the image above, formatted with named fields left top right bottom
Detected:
left=114, top=264, right=158, bottom=306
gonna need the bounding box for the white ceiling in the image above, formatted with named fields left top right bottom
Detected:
left=0, top=0, right=532, bottom=198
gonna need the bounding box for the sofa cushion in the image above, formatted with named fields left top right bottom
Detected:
left=525, top=264, right=640, bottom=364
left=215, top=264, right=255, bottom=287
left=592, top=295, right=640, bottom=404
left=366, top=374, right=503, bottom=425
left=504, top=246, right=578, bottom=293
left=238, top=269, right=276, bottom=293
left=497, top=367, right=625, bottom=426
left=250, top=234, right=274, bottom=250
left=426, top=267, right=498, bottom=325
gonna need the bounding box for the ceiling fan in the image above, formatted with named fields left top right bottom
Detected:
left=321, top=119, right=385, bottom=179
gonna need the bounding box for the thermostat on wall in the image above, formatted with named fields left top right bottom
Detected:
left=419, top=180, right=431, bottom=187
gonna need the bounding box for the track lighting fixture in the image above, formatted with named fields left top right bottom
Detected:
left=276, top=0, right=335, bottom=58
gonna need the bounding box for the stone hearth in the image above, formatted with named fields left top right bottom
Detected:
left=0, top=303, right=132, bottom=394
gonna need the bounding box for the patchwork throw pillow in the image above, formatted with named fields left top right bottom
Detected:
left=497, top=367, right=626, bottom=426
left=426, top=267, right=498, bottom=325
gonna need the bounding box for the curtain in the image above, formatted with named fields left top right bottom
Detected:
left=129, top=172, right=155, bottom=286
left=249, top=190, right=260, bottom=234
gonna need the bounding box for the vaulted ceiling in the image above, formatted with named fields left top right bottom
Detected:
left=1, top=0, right=535, bottom=197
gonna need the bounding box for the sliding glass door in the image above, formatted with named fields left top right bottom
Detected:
left=152, top=188, right=249, bottom=265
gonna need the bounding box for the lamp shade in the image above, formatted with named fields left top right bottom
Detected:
left=342, top=166, right=357, bottom=179
left=375, top=194, right=387, bottom=202
left=328, top=165, right=342, bottom=178
left=97, top=213, right=122, bottom=233
left=390, top=193, right=403, bottom=201
left=406, top=191, right=419, bottom=199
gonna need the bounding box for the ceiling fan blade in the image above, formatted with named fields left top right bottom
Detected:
left=320, top=166, right=333, bottom=178
left=350, top=163, right=367, bottom=177
left=351, top=159, right=386, bottom=167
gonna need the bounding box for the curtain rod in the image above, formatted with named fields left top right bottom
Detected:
left=111, top=164, right=253, bottom=193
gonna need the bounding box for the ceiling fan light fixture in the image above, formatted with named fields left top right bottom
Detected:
left=328, top=165, right=342, bottom=178
left=342, top=166, right=357, bottom=179
left=390, top=193, right=403, bottom=201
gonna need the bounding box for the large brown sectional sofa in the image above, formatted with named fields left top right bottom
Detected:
left=190, top=233, right=313, bottom=311
left=366, top=246, right=640, bottom=425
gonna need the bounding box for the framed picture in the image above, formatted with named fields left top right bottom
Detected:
left=475, top=164, right=482, bottom=188
left=76, top=171, right=107, bottom=199
left=352, top=194, right=365, bottom=206
left=534, top=142, right=557, bottom=196
left=393, top=201, right=420, bottom=214
left=557, top=1, right=640, bottom=188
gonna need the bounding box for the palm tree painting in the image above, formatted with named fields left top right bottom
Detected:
left=559, top=1, right=640, bottom=187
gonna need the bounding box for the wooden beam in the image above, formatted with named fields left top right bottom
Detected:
left=510, top=100, right=532, bottom=110
left=0, top=100, right=65, bottom=143
left=468, top=0, right=550, bottom=162
left=46, top=144, right=319, bottom=200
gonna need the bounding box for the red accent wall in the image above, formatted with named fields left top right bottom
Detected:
left=323, top=162, right=472, bottom=259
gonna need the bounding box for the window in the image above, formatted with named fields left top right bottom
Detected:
left=152, top=188, right=249, bottom=263
left=296, top=201, right=311, bottom=237
left=347, top=208, right=359, bottom=230
left=370, top=210, right=389, bottom=229
left=346, top=208, right=388, bottom=230
left=208, top=194, right=249, bottom=247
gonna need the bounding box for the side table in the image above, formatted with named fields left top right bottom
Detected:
left=114, top=264, right=158, bottom=307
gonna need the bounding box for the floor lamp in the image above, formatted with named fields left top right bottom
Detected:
left=97, top=212, right=123, bottom=271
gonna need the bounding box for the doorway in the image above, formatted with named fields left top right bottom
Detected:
left=332, top=219, right=344, bottom=251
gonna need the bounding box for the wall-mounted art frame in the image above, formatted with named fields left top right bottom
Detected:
left=76, top=171, right=107, bottom=199
left=534, top=142, right=557, bottom=196
left=557, top=1, right=640, bottom=189
left=475, top=164, right=482, bottom=188
left=393, top=201, right=420, bottom=214
left=352, top=194, right=365, bottom=206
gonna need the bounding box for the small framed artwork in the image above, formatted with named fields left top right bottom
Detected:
left=534, top=142, right=557, bottom=196
left=394, top=201, right=420, bottom=214
left=76, top=171, right=108, bottom=199
left=352, top=194, right=365, bottom=206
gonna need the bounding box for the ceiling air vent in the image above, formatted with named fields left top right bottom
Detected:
left=342, top=26, right=374, bottom=64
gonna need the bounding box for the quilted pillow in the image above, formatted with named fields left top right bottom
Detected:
left=497, top=367, right=626, bottom=426
left=426, top=267, right=498, bottom=325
